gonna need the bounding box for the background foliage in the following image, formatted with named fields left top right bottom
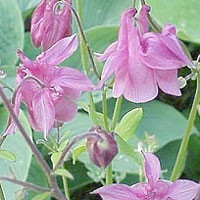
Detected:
left=0, top=0, right=200, bottom=199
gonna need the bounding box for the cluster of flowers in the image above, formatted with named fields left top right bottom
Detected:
left=4, top=0, right=200, bottom=199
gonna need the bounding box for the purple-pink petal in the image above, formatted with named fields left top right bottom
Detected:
left=31, top=0, right=46, bottom=48
left=54, top=94, right=77, bottom=123
left=94, top=41, right=118, bottom=62
left=92, top=184, right=140, bottom=200
left=37, top=34, right=78, bottom=66
left=143, top=152, right=161, bottom=188
left=155, top=69, right=181, bottom=96
left=168, top=180, right=200, bottom=200
left=50, top=67, right=94, bottom=91
left=31, top=89, right=55, bottom=139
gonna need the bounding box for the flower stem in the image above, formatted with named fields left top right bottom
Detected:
left=72, top=0, right=100, bottom=79
left=170, top=75, right=200, bottom=181
left=110, top=97, right=123, bottom=131
left=0, top=86, right=67, bottom=200
left=0, top=135, right=6, bottom=200
left=132, top=0, right=136, bottom=7
left=76, top=0, right=97, bottom=117
left=102, top=89, right=109, bottom=131
left=106, top=97, right=123, bottom=185
left=62, top=165, right=70, bottom=199
left=0, top=184, right=5, bottom=200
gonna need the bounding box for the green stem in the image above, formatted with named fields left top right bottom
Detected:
left=132, top=0, right=136, bottom=7
left=76, top=0, right=96, bottom=112
left=170, top=75, right=200, bottom=181
left=110, top=97, right=123, bottom=131
left=0, top=135, right=6, bottom=200
left=102, top=89, right=109, bottom=131
left=0, top=184, right=5, bottom=200
left=106, top=97, right=123, bottom=185
left=62, top=165, right=70, bottom=199
left=106, top=164, right=113, bottom=185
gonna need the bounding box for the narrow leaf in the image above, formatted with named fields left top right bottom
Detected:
left=54, top=169, right=74, bottom=180
left=32, top=192, right=51, bottom=200
left=72, top=145, right=86, bottom=164
left=0, top=150, right=16, bottom=162
left=115, top=108, right=143, bottom=141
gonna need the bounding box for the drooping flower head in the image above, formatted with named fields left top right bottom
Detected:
left=5, top=34, right=94, bottom=139
left=93, top=152, right=199, bottom=200
left=86, top=126, right=118, bottom=168
left=31, top=0, right=72, bottom=50
left=96, top=6, right=192, bottom=103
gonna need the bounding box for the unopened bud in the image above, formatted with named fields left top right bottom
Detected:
left=86, top=126, right=118, bottom=168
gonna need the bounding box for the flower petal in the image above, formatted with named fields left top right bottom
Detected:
left=50, top=67, right=94, bottom=91
left=141, top=31, right=190, bottom=70
left=160, top=24, right=193, bottom=66
left=143, top=152, right=161, bottom=188
left=92, top=184, right=140, bottom=200
left=55, top=94, right=77, bottom=123
left=94, top=41, right=118, bottom=62
left=154, top=180, right=172, bottom=199
left=31, top=0, right=46, bottom=48
left=98, top=50, right=127, bottom=89
left=37, top=34, right=78, bottom=66
left=31, top=89, right=55, bottom=139
left=124, top=25, right=157, bottom=103
left=118, top=8, right=137, bottom=50
left=155, top=69, right=181, bottom=96
left=41, top=0, right=72, bottom=50
left=138, top=5, right=150, bottom=34
left=168, top=179, right=200, bottom=200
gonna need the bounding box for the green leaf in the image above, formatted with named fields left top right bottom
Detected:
left=72, top=145, right=86, bottom=164
left=32, top=192, right=51, bottom=200
left=115, top=108, right=143, bottom=141
left=97, top=99, right=199, bottom=148
left=89, top=106, right=105, bottom=128
left=16, top=0, right=39, bottom=12
left=79, top=0, right=131, bottom=29
left=0, top=0, right=24, bottom=65
left=148, top=0, right=200, bottom=43
left=0, top=65, right=16, bottom=105
left=23, top=158, right=49, bottom=200
left=0, top=150, right=16, bottom=162
left=54, top=169, right=74, bottom=180
left=51, top=152, right=62, bottom=169
left=0, top=107, right=32, bottom=200
left=23, top=32, right=41, bottom=59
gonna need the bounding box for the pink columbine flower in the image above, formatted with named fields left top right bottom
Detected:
left=5, top=34, right=94, bottom=139
left=95, top=6, right=192, bottom=103
left=31, top=0, right=72, bottom=50
left=93, top=152, right=200, bottom=200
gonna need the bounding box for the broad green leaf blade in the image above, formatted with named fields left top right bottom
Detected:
left=0, top=0, right=24, bottom=65
left=80, top=0, right=131, bottom=29
left=97, top=99, right=198, bottom=148
left=0, top=107, right=32, bottom=200
left=115, top=108, right=143, bottom=141
left=72, top=145, right=86, bottom=164
left=24, top=158, right=50, bottom=200
left=16, top=0, right=39, bottom=12
left=32, top=192, right=51, bottom=200
left=149, top=0, right=200, bottom=43
left=0, top=65, right=16, bottom=105
left=0, top=150, right=16, bottom=162
left=54, top=169, right=74, bottom=180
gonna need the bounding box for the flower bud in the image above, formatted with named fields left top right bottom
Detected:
left=31, top=0, right=72, bottom=50
left=86, top=126, right=118, bottom=168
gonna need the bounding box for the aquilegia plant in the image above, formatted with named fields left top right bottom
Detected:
left=0, top=0, right=200, bottom=199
